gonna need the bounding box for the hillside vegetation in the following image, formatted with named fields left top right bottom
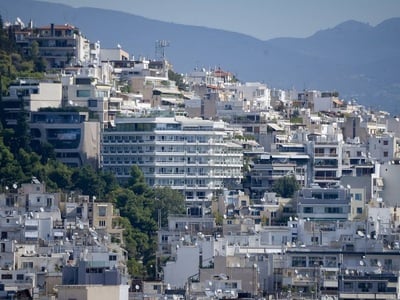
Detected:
left=0, top=17, right=185, bottom=279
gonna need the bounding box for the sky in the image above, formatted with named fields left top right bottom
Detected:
left=39, top=0, right=400, bottom=40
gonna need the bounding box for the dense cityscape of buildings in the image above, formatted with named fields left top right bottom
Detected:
left=1, top=19, right=400, bottom=299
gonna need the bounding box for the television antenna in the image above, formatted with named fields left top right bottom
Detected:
left=155, top=40, right=170, bottom=60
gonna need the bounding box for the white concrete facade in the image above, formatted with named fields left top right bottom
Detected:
left=101, top=114, right=243, bottom=204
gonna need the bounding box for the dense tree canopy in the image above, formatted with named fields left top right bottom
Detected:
left=272, top=175, right=300, bottom=198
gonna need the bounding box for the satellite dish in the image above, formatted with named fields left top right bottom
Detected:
left=12, top=183, right=17, bottom=189
left=377, top=261, right=382, bottom=267
left=359, top=260, right=365, bottom=266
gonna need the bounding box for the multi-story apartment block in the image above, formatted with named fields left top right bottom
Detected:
left=296, top=90, right=321, bottom=110
left=101, top=112, right=243, bottom=205
left=341, top=115, right=369, bottom=143
left=30, top=110, right=101, bottom=167
left=368, top=133, right=398, bottom=163
left=313, top=91, right=344, bottom=112
left=246, top=152, right=310, bottom=201
left=2, top=79, right=62, bottom=127
left=342, top=139, right=374, bottom=177
left=14, top=23, right=90, bottom=69
left=296, top=185, right=351, bottom=221
left=309, top=123, right=344, bottom=187
left=60, top=63, right=130, bottom=129
left=236, top=82, right=271, bottom=111
left=100, top=47, right=130, bottom=62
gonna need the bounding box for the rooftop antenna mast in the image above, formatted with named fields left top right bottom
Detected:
left=155, top=40, right=170, bottom=61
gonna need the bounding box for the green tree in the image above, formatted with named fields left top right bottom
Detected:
left=0, top=135, right=24, bottom=187
left=17, top=148, right=43, bottom=182
left=272, top=175, right=300, bottom=198
left=45, top=160, right=73, bottom=191
left=100, top=170, right=119, bottom=197
left=111, top=187, right=158, bottom=278
left=127, top=165, right=148, bottom=194
left=71, top=165, right=105, bottom=197
left=10, top=91, right=31, bottom=155
left=152, top=186, right=186, bottom=228
left=168, top=70, right=188, bottom=91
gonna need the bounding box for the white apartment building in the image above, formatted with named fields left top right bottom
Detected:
left=100, top=47, right=130, bottom=61
left=63, top=72, right=123, bottom=128
left=296, top=185, right=351, bottom=221
left=235, top=82, right=271, bottom=111
left=101, top=113, right=243, bottom=204
left=310, top=123, right=344, bottom=187
left=2, top=79, right=62, bottom=127
left=368, top=133, right=398, bottom=163
left=15, top=23, right=90, bottom=69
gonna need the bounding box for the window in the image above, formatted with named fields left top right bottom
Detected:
left=312, top=193, right=322, bottom=199
left=356, top=207, right=363, bottom=214
left=324, top=193, right=338, bottom=200
left=378, top=282, right=386, bottom=292
left=311, top=236, right=319, bottom=244
left=292, top=256, right=306, bottom=267
left=383, top=151, right=388, bottom=157
left=325, top=256, right=337, bottom=267
left=88, top=99, right=97, bottom=107
left=109, top=255, right=117, bottom=261
left=358, top=282, right=372, bottom=292
left=309, top=256, right=323, bottom=266
left=1, top=274, right=12, bottom=280
left=22, top=262, right=33, bottom=269
left=98, top=220, right=106, bottom=227
left=383, top=140, right=388, bottom=146
left=76, top=90, right=90, bottom=97
left=16, top=274, right=24, bottom=280
left=354, top=193, right=362, bottom=201
left=344, top=282, right=353, bottom=291
left=303, top=207, right=313, bottom=213
left=98, top=206, right=107, bottom=217
left=325, top=207, right=342, bottom=214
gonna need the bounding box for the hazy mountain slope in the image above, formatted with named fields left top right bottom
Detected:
left=2, top=0, right=400, bottom=114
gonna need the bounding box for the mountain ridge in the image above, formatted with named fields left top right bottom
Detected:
left=2, top=0, right=400, bottom=114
